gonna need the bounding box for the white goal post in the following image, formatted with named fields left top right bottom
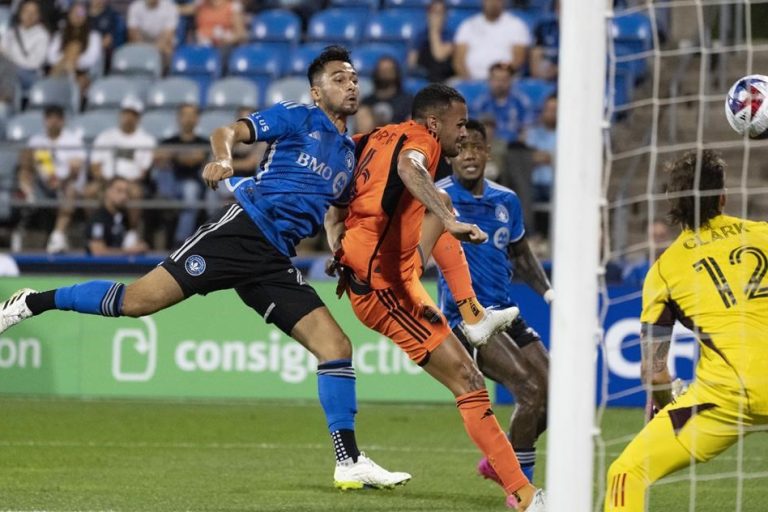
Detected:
left=546, top=0, right=606, bottom=510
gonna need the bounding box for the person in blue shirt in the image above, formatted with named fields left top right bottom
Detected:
left=471, top=62, right=532, bottom=146
left=424, top=119, right=552, bottom=485
left=0, top=46, right=410, bottom=490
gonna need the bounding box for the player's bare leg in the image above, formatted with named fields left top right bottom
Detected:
left=422, top=332, right=539, bottom=509
left=121, top=267, right=186, bottom=316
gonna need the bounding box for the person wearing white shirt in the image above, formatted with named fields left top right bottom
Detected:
left=18, top=105, right=87, bottom=253
left=90, top=96, right=157, bottom=237
left=0, top=0, right=50, bottom=90
left=452, top=0, right=531, bottom=80
left=47, top=2, right=103, bottom=101
left=127, top=0, right=179, bottom=63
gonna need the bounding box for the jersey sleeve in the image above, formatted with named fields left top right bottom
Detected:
left=240, top=102, right=302, bottom=144
left=640, top=260, right=675, bottom=327
left=507, top=193, right=525, bottom=243
left=402, top=131, right=441, bottom=174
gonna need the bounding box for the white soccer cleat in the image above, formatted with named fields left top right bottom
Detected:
left=46, top=230, right=69, bottom=254
left=0, top=288, right=36, bottom=335
left=461, top=306, right=520, bottom=347
left=333, top=452, right=411, bottom=490
left=506, top=488, right=546, bottom=511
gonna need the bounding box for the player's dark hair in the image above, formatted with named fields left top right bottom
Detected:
left=307, top=45, right=353, bottom=86
left=666, top=149, right=726, bottom=230
left=43, top=104, right=64, bottom=118
left=464, top=119, right=486, bottom=140
left=411, top=84, right=465, bottom=120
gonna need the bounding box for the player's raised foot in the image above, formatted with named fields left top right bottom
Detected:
left=506, top=488, right=546, bottom=511
left=334, top=452, right=411, bottom=490
left=461, top=306, right=520, bottom=347
left=0, top=288, right=36, bottom=335
left=477, top=456, right=503, bottom=487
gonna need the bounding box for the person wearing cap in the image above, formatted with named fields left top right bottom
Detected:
left=89, top=95, right=156, bottom=245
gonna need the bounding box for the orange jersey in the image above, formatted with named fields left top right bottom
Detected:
left=341, top=121, right=441, bottom=289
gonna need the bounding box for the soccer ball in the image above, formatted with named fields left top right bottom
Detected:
left=725, top=74, right=768, bottom=139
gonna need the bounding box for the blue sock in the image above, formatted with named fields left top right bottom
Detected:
left=317, top=359, right=359, bottom=462
left=54, top=281, right=125, bottom=317
left=516, top=447, right=536, bottom=482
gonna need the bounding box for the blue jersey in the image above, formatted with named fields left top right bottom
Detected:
left=225, top=101, right=356, bottom=257
left=436, top=176, right=525, bottom=327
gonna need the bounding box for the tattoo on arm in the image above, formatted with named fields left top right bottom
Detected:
left=398, top=150, right=455, bottom=224
left=641, top=322, right=674, bottom=408
left=508, top=237, right=551, bottom=296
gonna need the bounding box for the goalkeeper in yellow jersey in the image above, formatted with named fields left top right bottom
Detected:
left=605, top=149, right=768, bottom=511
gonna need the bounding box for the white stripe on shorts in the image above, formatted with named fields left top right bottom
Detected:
left=170, top=204, right=243, bottom=262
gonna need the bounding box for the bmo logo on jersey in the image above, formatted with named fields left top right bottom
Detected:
left=296, top=152, right=334, bottom=180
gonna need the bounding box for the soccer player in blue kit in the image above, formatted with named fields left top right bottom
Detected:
left=421, top=119, right=552, bottom=485
left=0, top=46, right=411, bottom=490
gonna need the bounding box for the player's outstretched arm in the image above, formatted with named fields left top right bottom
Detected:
left=324, top=206, right=348, bottom=254
left=203, top=121, right=253, bottom=190
left=397, top=150, right=487, bottom=244
left=640, top=322, right=674, bottom=410
left=508, top=236, right=553, bottom=301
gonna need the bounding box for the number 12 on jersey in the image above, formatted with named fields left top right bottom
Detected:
left=693, top=245, right=768, bottom=308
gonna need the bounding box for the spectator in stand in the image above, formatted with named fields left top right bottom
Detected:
left=408, top=0, right=454, bottom=83
left=86, top=176, right=149, bottom=255
left=88, top=0, right=122, bottom=68
left=154, top=103, right=209, bottom=246
left=185, top=0, right=246, bottom=48
left=90, top=96, right=157, bottom=243
left=46, top=2, right=102, bottom=96
left=18, top=105, right=87, bottom=253
left=1, top=0, right=50, bottom=92
left=621, top=219, right=673, bottom=288
left=523, top=94, right=556, bottom=203
left=530, top=0, right=558, bottom=80
left=127, top=0, right=178, bottom=64
left=472, top=62, right=531, bottom=146
left=452, top=0, right=531, bottom=80
left=354, top=56, right=413, bottom=134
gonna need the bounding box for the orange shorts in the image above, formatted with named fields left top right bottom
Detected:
left=347, top=275, right=451, bottom=366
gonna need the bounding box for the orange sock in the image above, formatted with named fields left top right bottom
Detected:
left=432, top=231, right=484, bottom=324
left=456, top=389, right=529, bottom=495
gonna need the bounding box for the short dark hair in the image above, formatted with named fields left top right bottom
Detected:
left=307, top=45, right=353, bottom=86
left=666, top=149, right=726, bottom=230
left=43, top=104, right=64, bottom=118
left=411, top=84, right=465, bottom=120
left=106, top=176, right=129, bottom=189
left=489, top=62, right=515, bottom=75
left=464, top=119, right=487, bottom=140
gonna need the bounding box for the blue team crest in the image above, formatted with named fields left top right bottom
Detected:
left=495, top=204, right=509, bottom=223
left=345, top=150, right=354, bottom=171
left=184, top=255, right=206, bottom=276
left=333, top=172, right=349, bottom=198
left=493, top=228, right=510, bottom=249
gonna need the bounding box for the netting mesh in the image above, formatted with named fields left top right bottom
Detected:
left=595, top=1, right=768, bottom=510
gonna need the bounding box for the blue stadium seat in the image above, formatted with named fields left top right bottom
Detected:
left=6, top=111, right=44, bottom=142
left=515, top=78, right=556, bottom=115
left=451, top=79, right=488, bottom=107
left=328, top=0, right=378, bottom=13
left=251, top=9, right=302, bottom=47
left=307, top=9, right=366, bottom=45
left=444, top=0, right=481, bottom=9
left=227, top=44, right=286, bottom=79
left=265, top=77, right=313, bottom=106
left=364, top=10, right=422, bottom=54
left=27, top=76, right=80, bottom=114
left=404, top=76, right=429, bottom=96
left=352, top=43, right=406, bottom=76
left=511, top=8, right=543, bottom=33
left=141, top=110, right=178, bottom=140
left=384, top=0, right=430, bottom=8
left=612, top=12, right=653, bottom=82
left=287, top=43, right=328, bottom=76
left=170, top=45, right=223, bottom=101
left=87, top=76, right=151, bottom=110
left=206, top=77, right=260, bottom=111
left=197, top=110, right=237, bottom=137
left=69, top=110, right=119, bottom=143
left=112, top=43, right=162, bottom=78
left=146, top=77, right=200, bottom=110
left=445, top=8, right=475, bottom=38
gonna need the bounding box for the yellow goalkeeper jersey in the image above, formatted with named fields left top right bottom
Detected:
left=642, top=214, right=768, bottom=414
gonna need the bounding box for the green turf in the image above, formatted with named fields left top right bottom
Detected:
left=0, top=398, right=767, bottom=511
